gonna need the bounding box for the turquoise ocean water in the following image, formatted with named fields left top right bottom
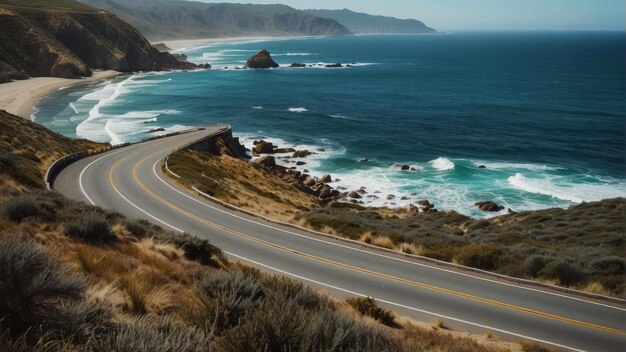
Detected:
left=33, top=32, right=626, bottom=217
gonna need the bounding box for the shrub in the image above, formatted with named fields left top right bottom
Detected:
left=345, top=296, right=397, bottom=327
left=0, top=234, right=85, bottom=337
left=64, top=212, right=116, bottom=244
left=89, top=315, right=212, bottom=352
left=538, top=261, right=584, bottom=286
left=49, top=300, right=113, bottom=344
left=453, top=244, right=504, bottom=271
left=156, top=232, right=225, bottom=267
left=262, top=276, right=325, bottom=311
left=196, top=271, right=264, bottom=331
left=588, top=256, right=625, bottom=276
left=0, top=196, right=42, bottom=222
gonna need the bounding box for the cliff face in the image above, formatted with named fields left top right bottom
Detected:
left=0, top=2, right=193, bottom=80
left=80, top=0, right=352, bottom=41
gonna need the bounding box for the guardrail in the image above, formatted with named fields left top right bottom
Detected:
left=44, top=127, right=212, bottom=190
left=162, top=144, right=626, bottom=306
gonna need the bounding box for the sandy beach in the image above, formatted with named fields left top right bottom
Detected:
left=158, top=36, right=294, bottom=52
left=0, top=70, right=123, bottom=119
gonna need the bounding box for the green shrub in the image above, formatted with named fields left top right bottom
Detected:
left=89, top=315, right=211, bottom=352
left=262, top=276, right=325, bottom=311
left=0, top=234, right=85, bottom=338
left=196, top=271, right=264, bottom=331
left=538, top=261, right=584, bottom=286
left=0, top=197, right=43, bottom=222
left=345, top=296, right=397, bottom=327
left=588, top=257, right=625, bottom=276
left=156, top=232, right=225, bottom=267
left=453, top=244, right=504, bottom=271
left=64, top=212, right=116, bottom=244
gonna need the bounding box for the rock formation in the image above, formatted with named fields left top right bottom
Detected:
left=246, top=50, right=279, bottom=69
left=474, top=201, right=504, bottom=212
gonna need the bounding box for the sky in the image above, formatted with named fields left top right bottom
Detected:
left=193, top=0, right=626, bottom=31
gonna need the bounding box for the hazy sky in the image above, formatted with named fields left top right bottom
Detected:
left=193, top=0, right=625, bottom=31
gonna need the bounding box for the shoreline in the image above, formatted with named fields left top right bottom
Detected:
left=157, top=35, right=318, bottom=52
left=0, top=70, right=124, bottom=120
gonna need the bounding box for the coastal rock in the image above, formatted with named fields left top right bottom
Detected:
left=478, top=165, right=487, bottom=169
left=296, top=161, right=307, bottom=166
left=253, top=156, right=276, bottom=168
left=292, top=150, right=312, bottom=158
left=275, top=147, right=296, bottom=153
left=348, top=191, right=362, bottom=199
left=148, top=128, right=166, bottom=133
left=325, top=63, right=343, bottom=68
left=246, top=49, right=279, bottom=69
left=320, top=174, right=333, bottom=183
left=416, top=200, right=432, bottom=207
left=474, top=201, right=505, bottom=212
left=198, top=63, right=212, bottom=69
left=252, top=140, right=276, bottom=154
left=359, top=158, right=369, bottom=163
left=290, top=63, right=306, bottom=68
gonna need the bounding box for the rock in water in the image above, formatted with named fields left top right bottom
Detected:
left=246, top=50, right=279, bottom=69
left=474, top=201, right=505, bottom=212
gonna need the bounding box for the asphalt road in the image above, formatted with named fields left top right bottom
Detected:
left=54, top=128, right=626, bottom=351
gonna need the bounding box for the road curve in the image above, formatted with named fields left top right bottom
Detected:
left=53, top=128, right=626, bottom=352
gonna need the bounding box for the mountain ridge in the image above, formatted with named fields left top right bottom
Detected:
left=79, top=0, right=352, bottom=41
left=305, top=8, right=435, bottom=34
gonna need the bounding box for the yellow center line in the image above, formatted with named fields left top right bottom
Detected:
left=106, top=138, right=625, bottom=337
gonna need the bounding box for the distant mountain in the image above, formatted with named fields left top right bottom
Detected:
left=305, top=9, right=435, bottom=34
left=79, top=0, right=352, bottom=41
left=0, top=0, right=192, bottom=80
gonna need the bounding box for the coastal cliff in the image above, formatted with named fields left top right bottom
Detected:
left=0, top=0, right=194, bottom=81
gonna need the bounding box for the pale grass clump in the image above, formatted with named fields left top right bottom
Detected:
left=371, top=235, right=395, bottom=249
left=579, top=281, right=612, bottom=296
left=432, top=318, right=447, bottom=330
left=137, top=237, right=185, bottom=261
left=86, top=282, right=126, bottom=310
left=117, top=241, right=183, bottom=279
left=73, top=243, right=135, bottom=281
left=399, top=242, right=419, bottom=255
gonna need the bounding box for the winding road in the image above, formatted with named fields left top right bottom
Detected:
left=53, top=127, right=626, bottom=352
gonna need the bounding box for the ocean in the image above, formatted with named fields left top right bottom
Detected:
left=33, top=32, right=626, bottom=217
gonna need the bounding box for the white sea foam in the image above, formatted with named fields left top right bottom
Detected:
left=473, top=161, right=562, bottom=171
left=69, top=102, right=79, bottom=114
left=429, top=157, right=455, bottom=171
left=252, top=106, right=263, bottom=109
left=289, top=107, right=309, bottom=113
left=507, top=173, right=626, bottom=203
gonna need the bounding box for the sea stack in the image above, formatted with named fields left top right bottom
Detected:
left=246, top=49, right=279, bottom=69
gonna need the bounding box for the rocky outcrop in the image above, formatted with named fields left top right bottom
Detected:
left=474, top=201, right=505, bottom=212
left=292, top=150, right=312, bottom=158
left=254, top=156, right=276, bottom=168
left=252, top=140, right=277, bottom=154
left=325, top=63, right=343, bottom=68
left=246, top=50, right=279, bottom=69
left=0, top=4, right=194, bottom=81
left=290, top=63, right=306, bottom=68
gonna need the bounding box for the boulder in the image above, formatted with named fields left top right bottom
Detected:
left=253, top=156, right=276, bottom=168
left=246, top=49, right=279, bottom=69
left=348, top=191, right=362, bottom=199
left=275, top=147, right=296, bottom=153
left=386, top=194, right=396, bottom=200
left=252, top=140, right=276, bottom=154
left=359, top=158, right=369, bottom=163
left=148, top=127, right=166, bottom=133
left=474, top=201, right=505, bottom=212
left=478, top=165, right=487, bottom=169
left=416, top=200, right=432, bottom=207
left=290, top=63, right=306, bottom=68
left=296, top=161, right=307, bottom=166
left=292, top=150, right=312, bottom=158
left=325, top=63, right=343, bottom=68
left=320, top=174, right=332, bottom=183
left=400, top=164, right=410, bottom=171
left=198, top=63, right=211, bottom=69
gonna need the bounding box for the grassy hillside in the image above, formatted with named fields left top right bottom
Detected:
left=0, top=110, right=531, bottom=350
left=168, top=141, right=625, bottom=297
left=0, top=0, right=193, bottom=80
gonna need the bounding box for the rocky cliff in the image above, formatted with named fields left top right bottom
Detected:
left=0, top=0, right=194, bottom=80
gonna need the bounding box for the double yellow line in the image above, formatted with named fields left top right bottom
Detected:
left=106, top=138, right=625, bottom=337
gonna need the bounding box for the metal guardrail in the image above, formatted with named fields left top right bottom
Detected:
left=44, top=127, right=211, bottom=190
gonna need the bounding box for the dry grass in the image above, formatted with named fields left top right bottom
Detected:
left=432, top=318, right=447, bottom=330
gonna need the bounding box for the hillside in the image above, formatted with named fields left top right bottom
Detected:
left=305, top=9, right=436, bottom=34
left=79, top=0, right=352, bottom=41
left=0, top=0, right=193, bottom=80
